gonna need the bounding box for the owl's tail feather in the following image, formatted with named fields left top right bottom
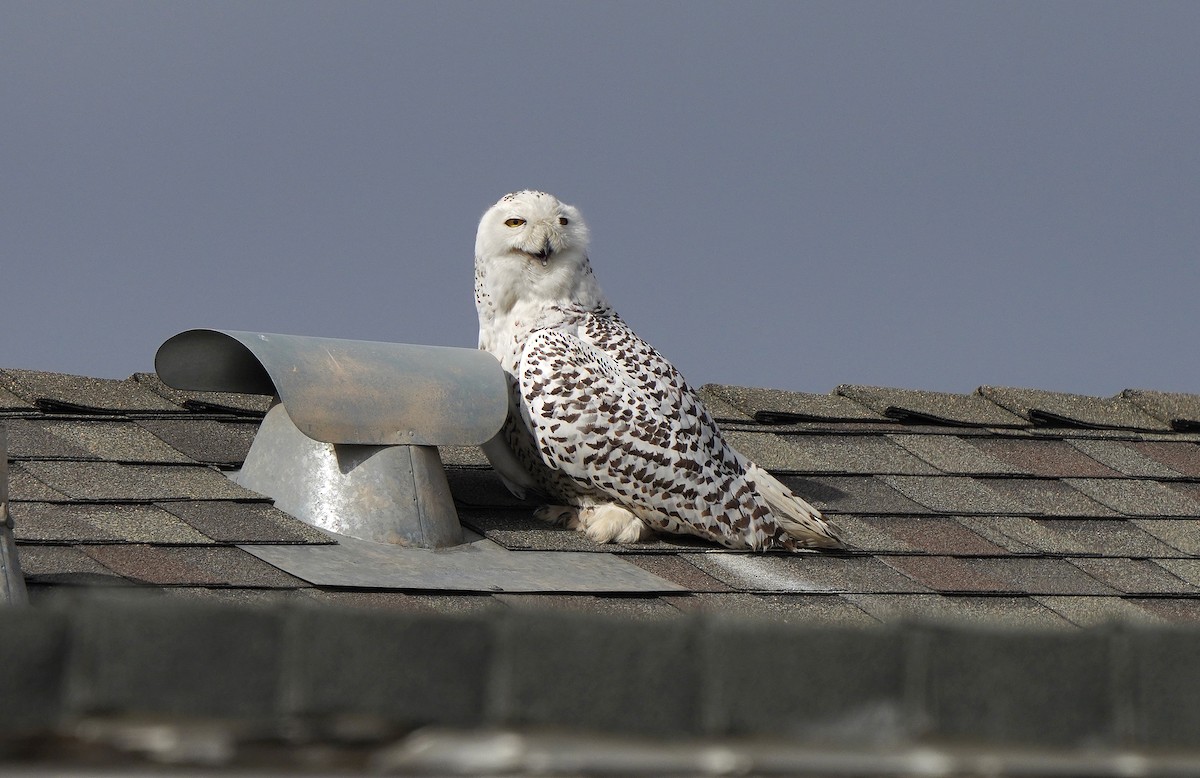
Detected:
left=746, top=463, right=845, bottom=550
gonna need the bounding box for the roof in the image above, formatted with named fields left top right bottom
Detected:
left=5, top=367, right=1200, bottom=625
left=3, top=366, right=1200, bottom=772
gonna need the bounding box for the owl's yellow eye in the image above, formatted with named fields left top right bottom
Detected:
left=558, top=217, right=569, bottom=225
left=505, top=218, right=525, bottom=227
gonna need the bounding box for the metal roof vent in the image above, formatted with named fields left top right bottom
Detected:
left=155, top=330, right=507, bottom=548
left=2, top=428, right=29, bottom=605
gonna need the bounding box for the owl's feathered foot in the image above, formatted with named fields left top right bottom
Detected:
left=532, top=503, right=653, bottom=544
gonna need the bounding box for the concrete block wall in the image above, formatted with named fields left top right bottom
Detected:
left=0, top=597, right=1198, bottom=753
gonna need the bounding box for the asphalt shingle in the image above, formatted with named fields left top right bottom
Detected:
left=844, top=594, right=1070, bottom=628
left=688, top=553, right=930, bottom=594
left=6, top=367, right=1200, bottom=646
left=835, top=385, right=1027, bottom=427
left=12, top=503, right=213, bottom=545
left=133, top=372, right=271, bottom=415
left=1, top=419, right=95, bottom=459
left=777, top=475, right=929, bottom=515
left=133, top=418, right=260, bottom=466
left=159, top=500, right=332, bottom=544
left=780, top=433, right=941, bottom=475
left=20, top=461, right=266, bottom=502
left=979, top=386, right=1170, bottom=431
left=81, top=545, right=308, bottom=588
left=850, top=516, right=1008, bottom=556
left=705, top=384, right=888, bottom=423
left=1127, top=441, right=1200, bottom=478
left=1132, top=519, right=1200, bottom=555
left=1, top=369, right=182, bottom=414
left=965, top=437, right=1121, bottom=478
left=1065, top=439, right=1184, bottom=478
left=880, top=475, right=1031, bottom=515
left=980, top=477, right=1120, bottom=518
left=38, top=420, right=194, bottom=464
left=888, top=434, right=1026, bottom=475
left=1065, top=478, right=1200, bottom=517
left=1067, top=558, right=1198, bottom=596
left=1122, top=388, right=1200, bottom=431
left=882, top=556, right=1118, bottom=596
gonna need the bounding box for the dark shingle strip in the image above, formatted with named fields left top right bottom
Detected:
left=725, top=430, right=938, bottom=475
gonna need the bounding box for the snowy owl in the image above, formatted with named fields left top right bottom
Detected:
left=474, top=190, right=843, bottom=551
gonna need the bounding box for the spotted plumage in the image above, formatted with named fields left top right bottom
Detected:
left=474, top=190, right=843, bottom=551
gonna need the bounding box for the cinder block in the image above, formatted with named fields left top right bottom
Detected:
left=703, top=621, right=908, bottom=744
left=286, top=606, right=491, bottom=728
left=67, top=596, right=287, bottom=720
left=0, top=610, right=69, bottom=733
left=488, top=610, right=701, bottom=735
left=1128, top=626, right=1200, bottom=748
left=923, top=626, right=1114, bottom=746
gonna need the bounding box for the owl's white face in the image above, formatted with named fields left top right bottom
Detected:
left=475, top=190, right=590, bottom=270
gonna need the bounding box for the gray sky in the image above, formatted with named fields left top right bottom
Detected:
left=4, top=1, right=1198, bottom=395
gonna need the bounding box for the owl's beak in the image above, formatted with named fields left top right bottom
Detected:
left=532, top=240, right=554, bottom=266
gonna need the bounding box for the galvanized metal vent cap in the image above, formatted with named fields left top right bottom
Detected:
left=156, top=329, right=507, bottom=446
left=155, top=330, right=509, bottom=548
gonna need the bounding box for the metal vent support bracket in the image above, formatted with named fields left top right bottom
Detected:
left=156, top=330, right=508, bottom=548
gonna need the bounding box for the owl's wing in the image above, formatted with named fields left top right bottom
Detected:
left=515, top=317, right=787, bottom=550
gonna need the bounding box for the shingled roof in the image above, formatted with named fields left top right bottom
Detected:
left=3, top=366, right=1200, bottom=773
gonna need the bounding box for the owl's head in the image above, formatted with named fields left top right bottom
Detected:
left=475, top=190, right=590, bottom=270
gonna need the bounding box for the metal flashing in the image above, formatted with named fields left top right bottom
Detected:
left=240, top=533, right=688, bottom=594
